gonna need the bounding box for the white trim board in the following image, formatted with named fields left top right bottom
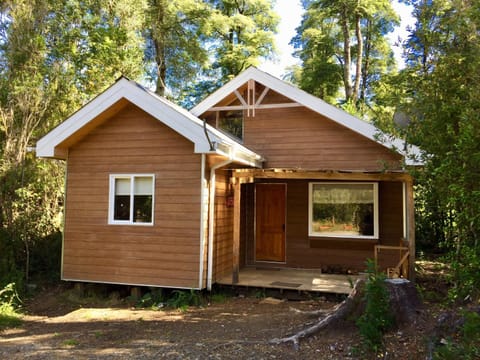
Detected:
left=36, top=77, right=262, bottom=168
left=191, top=67, right=423, bottom=166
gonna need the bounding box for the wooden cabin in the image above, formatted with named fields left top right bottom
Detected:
left=37, top=67, right=421, bottom=291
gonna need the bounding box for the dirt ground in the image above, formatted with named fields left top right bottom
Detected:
left=0, top=262, right=450, bottom=359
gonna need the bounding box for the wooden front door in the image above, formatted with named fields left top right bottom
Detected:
left=255, top=184, right=286, bottom=262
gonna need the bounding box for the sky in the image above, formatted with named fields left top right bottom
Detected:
left=259, top=0, right=416, bottom=78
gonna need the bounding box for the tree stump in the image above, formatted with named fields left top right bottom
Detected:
left=271, top=278, right=422, bottom=349
left=385, top=278, right=423, bottom=325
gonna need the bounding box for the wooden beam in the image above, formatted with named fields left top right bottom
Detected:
left=234, top=90, right=247, bottom=106
left=405, top=179, right=416, bottom=281
left=232, top=180, right=241, bottom=284
left=256, top=87, right=270, bottom=105
left=233, top=169, right=412, bottom=182
left=207, top=102, right=303, bottom=112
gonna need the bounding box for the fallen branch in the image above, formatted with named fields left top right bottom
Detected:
left=289, top=307, right=329, bottom=316
left=270, top=279, right=365, bottom=350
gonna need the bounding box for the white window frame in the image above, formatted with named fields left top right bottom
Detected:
left=108, top=174, right=155, bottom=226
left=308, top=182, right=379, bottom=239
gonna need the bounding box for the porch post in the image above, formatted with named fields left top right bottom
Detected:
left=232, top=179, right=241, bottom=284
left=405, top=178, right=416, bottom=281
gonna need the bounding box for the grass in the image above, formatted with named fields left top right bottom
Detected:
left=62, top=339, right=79, bottom=347
left=0, top=283, right=23, bottom=329
left=0, top=303, right=23, bottom=328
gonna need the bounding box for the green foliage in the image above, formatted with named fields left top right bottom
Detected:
left=166, top=290, right=203, bottom=311
left=146, top=0, right=278, bottom=101
left=292, top=0, right=399, bottom=114
left=399, top=0, right=480, bottom=302
left=206, top=0, right=279, bottom=80
left=356, top=260, right=394, bottom=354
left=135, top=289, right=204, bottom=311
left=434, top=311, right=480, bottom=360
left=62, top=339, right=79, bottom=347
left=446, top=247, right=480, bottom=303
left=136, top=288, right=165, bottom=309
left=0, top=0, right=146, bottom=289
left=209, top=292, right=228, bottom=304
left=0, top=283, right=22, bottom=328
left=254, top=288, right=266, bottom=299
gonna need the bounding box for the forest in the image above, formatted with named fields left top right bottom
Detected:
left=0, top=0, right=479, bottom=355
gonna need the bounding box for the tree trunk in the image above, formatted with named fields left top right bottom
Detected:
left=353, top=14, right=363, bottom=104
left=340, top=6, right=353, bottom=101
left=152, top=0, right=167, bottom=97
left=270, top=279, right=365, bottom=349
left=360, top=20, right=372, bottom=103
left=271, top=278, right=422, bottom=350
left=154, top=38, right=167, bottom=97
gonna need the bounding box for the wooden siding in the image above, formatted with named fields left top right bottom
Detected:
left=243, top=103, right=402, bottom=171
left=63, top=103, right=202, bottom=288
left=211, top=169, right=234, bottom=281
left=244, top=179, right=404, bottom=273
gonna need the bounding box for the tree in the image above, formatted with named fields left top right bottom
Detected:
left=145, top=0, right=210, bottom=97
left=292, top=0, right=398, bottom=113
left=0, top=0, right=146, bottom=288
left=207, top=0, right=279, bottom=81
left=144, top=0, right=278, bottom=105
left=400, top=0, right=480, bottom=301
left=175, top=0, right=279, bottom=108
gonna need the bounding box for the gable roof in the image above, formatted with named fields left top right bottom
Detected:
left=36, top=77, right=263, bottom=167
left=191, top=67, right=422, bottom=166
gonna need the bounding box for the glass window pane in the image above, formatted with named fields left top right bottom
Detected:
left=133, top=195, right=152, bottom=223
left=218, top=110, right=243, bottom=140
left=134, top=177, right=153, bottom=195
left=311, top=184, right=374, bottom=237
left=114, top=195, right=130, bottom=220
left=115, top=178, right=131, bottom=195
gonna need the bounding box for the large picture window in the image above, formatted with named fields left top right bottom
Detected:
left=309, top=182, right=378, bottom=239
left=109, top=174, right=154, bottom=225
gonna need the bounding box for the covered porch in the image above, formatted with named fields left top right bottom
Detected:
left=217, top=267, right=364, bottom=294
left=227, top=168, right=416, bottom=287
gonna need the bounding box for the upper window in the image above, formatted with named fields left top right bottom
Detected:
left=109, top=174, right=154, bottom=225
left=309, top=182, right=378, bottom=239
left=217, top=110, right=243, bottom=141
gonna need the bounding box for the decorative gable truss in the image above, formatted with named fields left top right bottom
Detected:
left=192, top=67, right=423, bottom=166
left=206, top=79, right=303, bottom=117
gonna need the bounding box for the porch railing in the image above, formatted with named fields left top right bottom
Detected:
left=374, top=245, right=410, bottom=278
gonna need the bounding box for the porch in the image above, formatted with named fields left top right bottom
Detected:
left=216, top=267, right=365, bottom=294
left=229, top=169, right=416, bottom=284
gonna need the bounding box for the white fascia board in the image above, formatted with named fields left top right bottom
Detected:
left=134, top=91, right=263, bottom=165
left=191, top=67, right=260, bottom=117
left=36, top=77, right=264, bottom=167
left=191, top=67, right=424, bottom=164
left=36, top=78, right=214, bottom=158
left=36, top=79, right=132, bottom=158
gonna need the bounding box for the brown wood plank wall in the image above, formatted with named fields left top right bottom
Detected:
left=244, top=179, right=404, bottom=273
left=211, top=170, right=234, bottom=281
left=63, top=104, right=202, bottom=288
left=242, top=104, right=402, bottom=171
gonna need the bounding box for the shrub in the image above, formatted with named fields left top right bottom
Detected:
left=0, top=283, right=23, bottom=329
left=356, top=260, right=394, bottom=354
left=434, top=311, right=480, bottom=359
left=446, top=246, right=480, bottom=303
left=166, top=290, right=203, bottom=311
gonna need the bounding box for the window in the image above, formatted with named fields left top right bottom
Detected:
left=309, top=182, right=378, bottom=239
left=109, top=174, right=154, bottom=225
left=217, top=110, right=243, bottom=141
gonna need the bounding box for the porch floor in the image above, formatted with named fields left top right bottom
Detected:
left=216, top=267, right=364, bottom=294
